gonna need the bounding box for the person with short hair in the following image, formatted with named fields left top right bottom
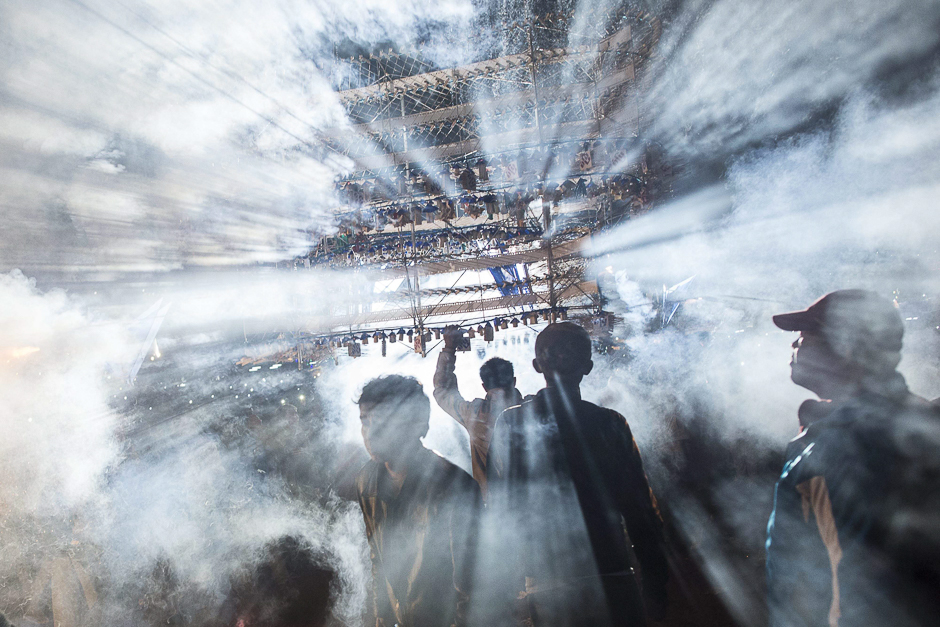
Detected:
left=766, top=290, right=940, bottom=627
left=434, top=327, right=525, bottom=496
left=227, top=536, right=336, bottom=627
left=355, top=375, right=480, bottom=627
left=486, top=322, right=668, bottom=627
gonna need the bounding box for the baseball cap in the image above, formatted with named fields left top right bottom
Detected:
left=773, top=289, right=904, bottom=356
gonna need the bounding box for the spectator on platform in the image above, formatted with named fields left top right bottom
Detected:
left=356, top=376, right=480, bottom=627
left=486, top=322, right=668, bottom=627
left=766, top=290, right=940, bottom=627
left=434, top=327, right=525, bottom=497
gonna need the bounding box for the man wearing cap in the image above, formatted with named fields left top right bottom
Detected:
left=485, top=322, right=668, bottom=627
left=766, top=290, right=940, bottom=627
left=433, top=325, right=525, bottom=497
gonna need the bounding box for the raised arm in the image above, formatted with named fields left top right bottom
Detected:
left=433, top=328, right=474, bottom=428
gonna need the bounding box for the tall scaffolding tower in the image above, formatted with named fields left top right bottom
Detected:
left=308, top=7, right=662, bottom=350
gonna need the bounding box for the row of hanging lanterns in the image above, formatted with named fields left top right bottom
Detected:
left=320, top=308, right=569, bottom=352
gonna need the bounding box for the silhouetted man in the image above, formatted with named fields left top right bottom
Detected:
left=766, top=290, right=940, bottom=627
left=434, top=326, right=524, bottom=496
left=356, top=375, right=480, bottom=627
left=486, top=322, right=668, bottom=627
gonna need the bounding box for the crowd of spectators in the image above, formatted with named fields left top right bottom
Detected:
left=301, top=143, right=671, bottom=270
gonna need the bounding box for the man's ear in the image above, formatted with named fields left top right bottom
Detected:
left=532, top=358, right=543, bottom=374
left=512, top=376, right=517, bottom=387
left=583, top=359, right=594, bottom=377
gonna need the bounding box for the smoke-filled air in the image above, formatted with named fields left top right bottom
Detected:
left=1, top=0, right=939, bottom=626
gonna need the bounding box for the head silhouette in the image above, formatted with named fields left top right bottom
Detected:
left=533, top=322, right=593, bottom=389
left=357, top=375, right=430, bottom=464
left=774, top=290, right=905, bottom=399
left=479, top=357, right=515, bottom=392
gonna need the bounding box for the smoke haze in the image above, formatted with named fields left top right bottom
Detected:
left=2, top=0, right=939, bottom=624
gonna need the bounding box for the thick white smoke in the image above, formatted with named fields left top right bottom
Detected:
left=0, top=270, right=122, bottom=515
left=0, top=0, right=475, bottom=274
left=0, top=267, right=376, bottom=623
left=2, top=0, right=940, bottom=624
left=644, top=0, right=940, bottom=158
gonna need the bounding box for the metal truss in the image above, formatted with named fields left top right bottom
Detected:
left=325, top=280, right=598, bottom=329
left=306, top=6, right=662, bottom=343
left=323, top=9, right=661, bottom=174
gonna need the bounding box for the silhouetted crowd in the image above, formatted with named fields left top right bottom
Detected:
left=350, top=291, right=940, bottom=627
left=2, top=290, right=938, bottom=627
left=301, top=144, right=672, bottom=270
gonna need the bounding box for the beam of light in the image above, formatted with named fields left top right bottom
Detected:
left=2, top=0, right=940, bottom=625
left=1, top=346, right=41, bottom=359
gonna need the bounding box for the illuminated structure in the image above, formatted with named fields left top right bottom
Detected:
left=293, top=8, right=663, bottom=358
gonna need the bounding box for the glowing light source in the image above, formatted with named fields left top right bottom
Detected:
left=2, top=346, right=40, bottom=359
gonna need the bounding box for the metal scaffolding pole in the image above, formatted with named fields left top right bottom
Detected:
left=410, top=218, right=425, bottom=356
left=527, top=19, right=557, bottom=322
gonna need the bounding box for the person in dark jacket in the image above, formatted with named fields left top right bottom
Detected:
left=434, top=326, right=525, bottom=497
left=485, top=322, right=668, bottom=627
left=356, top=375, right=481, bottom=627
left=766, top=289, right=940, bottom=627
